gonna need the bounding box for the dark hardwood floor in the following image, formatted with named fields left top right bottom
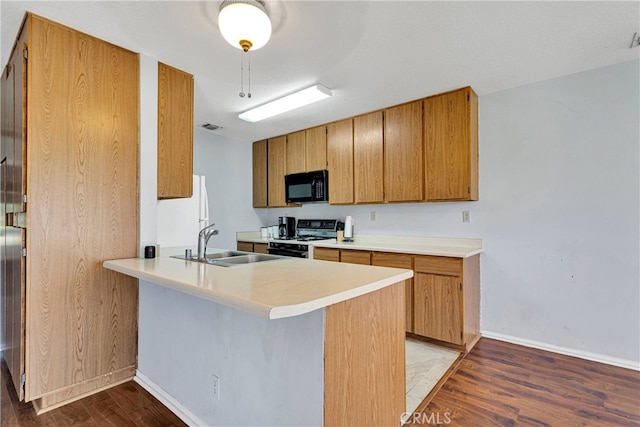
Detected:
left=1, top=357, right=186, bottom=427
left=410, top=338, right=640, bottom=426
left=3, top=338, right=639, bottom=426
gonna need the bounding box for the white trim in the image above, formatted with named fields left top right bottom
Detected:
left=134, top=370, right=208, bottom=427
left=481, top=330, right=640, bottom=372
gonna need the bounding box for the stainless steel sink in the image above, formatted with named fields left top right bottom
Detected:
left=171, top=251, right=285, bottom=267
left=214, top=254, right=284, bottom=266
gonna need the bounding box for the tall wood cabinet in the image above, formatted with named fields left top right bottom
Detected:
left=353, top=112, right=384, bottom=203
left=157, top=62, right=194, bottom=199
left=327, top=119, right=354, bottom=204
left=384, top=101, right=424, bottom=202
left=1, top=13, right=139, bottom=412
left=252, top=140, right=268, bottom=207
left=305, top=125, right=327, bottom=171
left=267, top=136, right=288, bottom=207
left=424, top=87, right=478, bottom=201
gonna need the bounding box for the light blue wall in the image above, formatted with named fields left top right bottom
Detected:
left=199, top=60, right=640, bottom=365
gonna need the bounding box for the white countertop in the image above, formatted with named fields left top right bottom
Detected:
left=237, top=231, right=483, bottom=258
left=103, top=248, right=413, bottom=320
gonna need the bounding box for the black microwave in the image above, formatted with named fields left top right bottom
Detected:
left=285, top=170, right=329, bottom=203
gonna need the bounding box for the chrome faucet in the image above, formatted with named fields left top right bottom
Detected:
left=197, top=223, right=219, bottom=260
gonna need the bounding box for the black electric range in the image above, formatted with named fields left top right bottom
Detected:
left=268, top=219, right=339, bottom=258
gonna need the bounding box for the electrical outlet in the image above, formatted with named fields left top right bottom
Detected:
left=462, top=211, right=470, bottom=223
left=630, top=32, right=640, bottom=48
left=212, top=374, right=220, bottom=400
left=370, top=211, right=376, bottom=221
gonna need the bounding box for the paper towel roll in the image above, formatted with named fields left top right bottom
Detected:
left=344, top=216, right=354, bottom=239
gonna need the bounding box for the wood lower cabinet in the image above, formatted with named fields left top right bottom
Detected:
left=372, top=252, right=414, bottom=333
left=327, top=119, right=354, bottom=204
left=157, top=62, right=194, bottom=199
left=413, top=254, right=480, bottom=351
left=313, top=247, right=480, bottom=350
left=424, top=87, right=478, bottom=201
left=237, top=241, right=268, bottom=254
left=1, top=13, right=139, bottom=411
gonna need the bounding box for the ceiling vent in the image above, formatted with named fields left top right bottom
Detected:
left=201, top=123, right=222, bottom=131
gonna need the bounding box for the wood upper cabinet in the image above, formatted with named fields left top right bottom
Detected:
left=353, top=112, right=384, bottom=203
left=327, top=119, right=354, bottom=204
left=157, top=62, right=194, bottom=199
left=286, top=131, right=306, bottom=174
left=424, top=87, right=478, bottom=201
left=268, top=136, right=288, bottom=207
left=384, top=100, right=424, bottom=202
left=1, top=13, right=139, bottom=411
left=252, top=140, right=268, bottom=208
left=305, top=125, right=327, bottom=171
left=413, top=254, right=480, bottom=351
left=372, top=252, right=414, bottom=333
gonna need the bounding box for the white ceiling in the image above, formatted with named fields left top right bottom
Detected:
left=2, top=1, right=639, bottom=143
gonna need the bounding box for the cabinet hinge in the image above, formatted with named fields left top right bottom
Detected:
left=20, top=373, right=26, bottom=385
left=22, top=248, right=26, bottom=257
left=459, top=283, right=463, bottom=291
left=22, top=48, right=28, bottom=60
left=461, top=331, right=464, bottom=340
left=467, top=94, right=470, bottom=101
left=467, top=186, right=471, bottom=194
left=23, top=194, right=27, bottom=203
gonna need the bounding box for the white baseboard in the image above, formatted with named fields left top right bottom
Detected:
left=481, top=330, right=640, bottom=372
left=134, top=371, right=207, bottom=427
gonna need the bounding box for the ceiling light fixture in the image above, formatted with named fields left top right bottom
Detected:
left=218, top=0, right=272, bottom=99
left=218, top=0, right=272, bottom=52
left=238, top=84, right=333, bottom=122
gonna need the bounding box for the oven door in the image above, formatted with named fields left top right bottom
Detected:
left=268, top=245, right=308, bottom=258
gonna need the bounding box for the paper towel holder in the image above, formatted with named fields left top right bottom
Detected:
left=344, top=216, right=354, bottom=242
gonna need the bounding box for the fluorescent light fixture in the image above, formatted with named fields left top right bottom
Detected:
left=239, top=84, right=332, bottom=122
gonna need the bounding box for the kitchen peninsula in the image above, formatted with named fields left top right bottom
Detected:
left=104, top=250, right=413, bottom=426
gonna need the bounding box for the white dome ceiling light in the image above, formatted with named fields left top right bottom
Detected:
left=218, top=0, right=272, bottom=52
left=218, top=0, right=272, bottom=99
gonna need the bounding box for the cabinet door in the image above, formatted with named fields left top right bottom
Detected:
left=305, top=125, right=327, bottom=171
left=413, top=272, right=463, bottom=344
left=340, top=250, right=371, bottom=265
left=313, top=247, right=340, bottom=262
left=268, top=136, right=287, bottom=207
left=424, top=87, right=478, bottom=201
left=26, top=14, right=139, bottom=402
left=327, top=119, right=354, bottom=204
left=158, top=62, right=194, bottom=199
left=384, top=101, right=423, bottom=202
left=286, top=131, right=306, bottom=174
left=252, top=140, right=268, bottom=207
left=372, top=252, right=414, bottom=332
left=354, top=112, right=384, bottom=203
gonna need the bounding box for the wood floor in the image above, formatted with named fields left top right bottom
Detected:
left=1, top=358, right=186, bottom=426
left=2, top=338, right=639, bottom=426
left=410, top=338, right=640, bottom=426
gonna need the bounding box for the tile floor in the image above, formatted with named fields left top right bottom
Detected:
left=405, top=338, right=460, bottom=413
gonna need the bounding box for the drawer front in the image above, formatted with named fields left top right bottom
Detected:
left=314, top=247, right=340, bottom=262
left=371, top=252, right=413, bottom=269
left=237, top=241, right=254, bottom=252
left=414, top=255, right=462, bottom=276
left=253, top=243, right=268, bottom=254
left=340, top=250, right=371, bottom=265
